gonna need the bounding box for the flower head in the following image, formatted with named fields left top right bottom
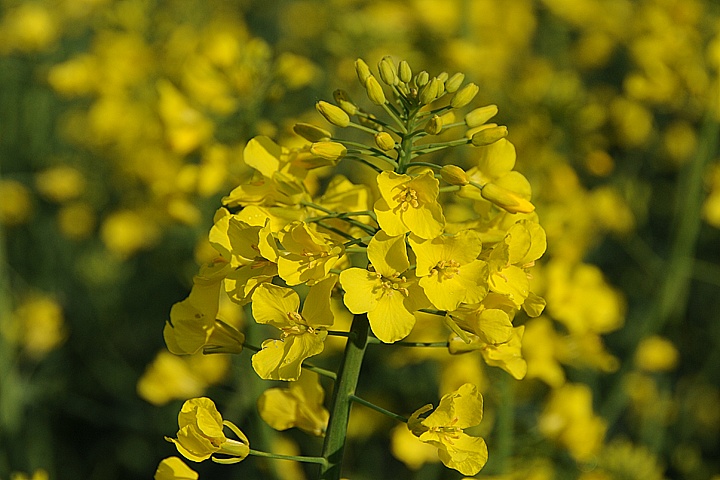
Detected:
left=374, top=170, right=445, bottom=239
left=408, top=383, right=488, bottom=476
left=251, top=275, right=336, bottom=380
left=165, top=397, right=249, bottom=464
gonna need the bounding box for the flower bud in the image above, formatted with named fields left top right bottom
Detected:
left=398, top=60, right=412, bottom=83
left=480, top=182, right=535, bottom=214
left=437, top=71, right=449, bottom=82
left=419, top=77, right=441, bottom=105
left=378, top=56, right=398, bottom=86
left=316, top=101, right=350, bottom=127
left=445, top=72, right=465, bottom=93
left=355, top=58, right=372, bottom=84
left=440, top=165, right=469, bottom=186
left=424, top=114, right=443, bottom=135
left=293, top=122, right=332, bottom=142
left=374, top=131, right=395, bottom=151
left=333, top=89, right=359, bottom=115
left=365, top=75, right=386, bottom=105
left=310, top=141, right=347, bottom=161
left=450, top=82, right=479, bottom=108
left=465, top=104, right=498, bottom=127
left=471, top=125, right=508, bottom=146
left=415, top=70, right=429, bottom=87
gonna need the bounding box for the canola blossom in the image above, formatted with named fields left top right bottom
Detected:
left=159, top=55, right=545, bottom=478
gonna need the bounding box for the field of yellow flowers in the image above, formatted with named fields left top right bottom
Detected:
left=1, top=1, right=720, bottom=479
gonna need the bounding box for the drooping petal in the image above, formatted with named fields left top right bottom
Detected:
left=339, top=268, right=381, bottom=314
left=301, top=274, right=337, bottom=328
left=368, top=291, right=416, bottom=343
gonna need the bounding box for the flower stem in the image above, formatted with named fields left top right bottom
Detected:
left=349, top=395, right=408, bottom=423
left=249, top=449, right=329, bottom=467
left=319, top=314, right=370, bottom=480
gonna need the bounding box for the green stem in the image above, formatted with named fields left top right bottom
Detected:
left=367, top=337, right=448, bottom=348
left=319, top=314, right=370, bottom=480
left=491, top=372, right=513, bottom=474
left=249, top=449, right=329, bottom=466
left=349, top=395, right=408, bottom=423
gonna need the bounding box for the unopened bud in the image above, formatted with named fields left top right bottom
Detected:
left=450, top=82, right=479, bottom=108
left=419, top=77, right=441, bottom=105
left=316, top=101, right=350, bottom=127
left=480, top=182, right=535, bottom=214
left=415, top=71, right=429, bottom=87
left=333, top=89, right=359, bottom=115
left=439, top=111, right=456, bottom=125
left=445, top=72, right=465, bottom=93
left=374, top=131, right=396, bottom=151
left=424, top=115, right=443, bottom=135
left=355, top=58, right=372, bottom=84
left=440, top=165, right=469, bottom=186
left=471, top=125, right=508, bottom=146
left=293, top=122, right=332, bottom=142
left=378, top=56, right=398, bottom=86
left=310, top=141, right=347, bottom=161
left=398, top=60, right=412, bottom=83
left=365, top=75, right=386, bottom=105
left=465, top=104, right=498, bottom=127
left=437, top=71, right=449, bottom=83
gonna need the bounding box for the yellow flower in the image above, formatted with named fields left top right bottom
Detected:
left=374, top=170, right=445, bottom=239
left=163, top=273, right=244, bottom=355
left=340, top=230, right=428, bottom=343
left=208, top=211, right=279, bottom=304
left=487, top=220, right=546, bottom=306
left=409, top=229, right=488, bottom=311
left=538, top=383, right=606, bottom=462
left=634, top=335, right=679, bottom=372
left=257, top=371, right=329, bottom=436
left=154, top=456, right=198, bottom=480
left=165, top=397, right=249, bottom=464
left=277, top=221, right=344, bottom=286
left=408, top=383, right=488, bottom=476
left=251, top=276, right=336, bottom=380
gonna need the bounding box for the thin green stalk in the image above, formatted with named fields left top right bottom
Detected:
left=319, top=314, right=370, bottom=480
left=249, top=449, right=329, bottom=467
left=349, top=395, right=408, bottom=423
left=491, top=373, right=513, bottom=475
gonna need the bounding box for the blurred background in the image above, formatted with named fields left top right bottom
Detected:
left=1, top=0, right=719, bottom=479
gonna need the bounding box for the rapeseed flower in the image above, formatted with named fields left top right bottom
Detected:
left=408, top=383, right=488, bottom=476
left=251, top=275, right=336, bottom=381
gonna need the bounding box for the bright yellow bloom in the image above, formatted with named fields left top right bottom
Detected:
left=448, top=326, right=527, bottom=380
left=154, top=456, right=198, bottom=480
left=408, top=383, right=488, bottom=476
left=251, top=276, right=336, bottom=380
left=277, top=221, right=344, bottom=286
left=410, top=229, right=488, bottom=311
left=209, top=211, right=279, bottom=304
left=487, top=220, right=546, bottom=307
left=258, top=371, right=329, bottom=436
left=374, top=170, right=445, bottom=239
left=165, top=397, right=249, bottom=464
left=163, top=270, right=244, bottom=355
left=340, top=230, right=428, bottom=343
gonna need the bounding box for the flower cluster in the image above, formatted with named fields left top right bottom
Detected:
left=160, top=55, right=544, bottom=477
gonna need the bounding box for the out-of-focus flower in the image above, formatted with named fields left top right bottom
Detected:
left=257, top=371, right=329, bottom=436
left=154, top=456, right=198, bottom=480
left=4, top=294, right=66, bottom=360
left=0, top=179, right=33, bottom=226
left=634, top=335, right=679, bottom=372
left=34, top=166, right=86, bottom=203
left=539, top=383, right=606, bottom=462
